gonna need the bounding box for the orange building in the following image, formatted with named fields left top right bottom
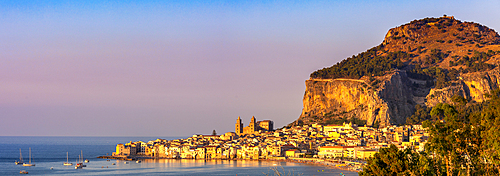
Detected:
left=235, top=116, right=274, bottom=136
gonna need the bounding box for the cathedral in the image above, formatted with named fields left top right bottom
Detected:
left=235, top=116, right=274, bottom=136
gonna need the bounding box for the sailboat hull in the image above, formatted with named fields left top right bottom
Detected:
left=24, top=148, right=35, bottom=166
left=63, top=152, right=73, bottom=165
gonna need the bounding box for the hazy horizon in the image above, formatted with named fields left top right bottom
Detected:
left=2, top=0, right=500, bottom=136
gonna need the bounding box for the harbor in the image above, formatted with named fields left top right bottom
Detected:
left=0, top=136, right=358, bottom=175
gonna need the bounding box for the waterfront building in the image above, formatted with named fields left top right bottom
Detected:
left=318, top=146, right=344, bottom=158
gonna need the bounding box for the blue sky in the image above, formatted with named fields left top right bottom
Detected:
left=1, top=0, right=499, bottom=136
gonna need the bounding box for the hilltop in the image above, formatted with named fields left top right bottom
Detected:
left=293, top=16, right=500, bottom=128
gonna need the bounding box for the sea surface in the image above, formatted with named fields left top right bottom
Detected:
left=0, top=136, right=358, bottom=176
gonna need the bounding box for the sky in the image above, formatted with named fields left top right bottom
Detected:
left=1, top=0, right=499, bottom=137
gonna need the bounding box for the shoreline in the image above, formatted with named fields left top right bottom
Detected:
left=97, top=155, right=362, bottom=173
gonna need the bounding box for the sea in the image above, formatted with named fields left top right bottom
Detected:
left=0, top=136, right=359, bottom=176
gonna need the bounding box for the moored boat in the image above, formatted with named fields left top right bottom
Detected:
left=63, top=152, right=73, bottom=166
left=15, top=149, right=24, bottom=165
left=74, top=151, right=86, bottom=169
left=22, top=148, right=35, bottom=167
left=19, top=170, right=28, bottom=174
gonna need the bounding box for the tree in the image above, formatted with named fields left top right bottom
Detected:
left=424, top=103, right=484, bottom=175
left=360, top=145, right=439, bottom=176
left=212, top=129, right=217, bottom=136
left=360, top=145, right=411, bottom=176
left=406, top=104, right=432, bottom=125
left=480, top=90, right=500, bottom=173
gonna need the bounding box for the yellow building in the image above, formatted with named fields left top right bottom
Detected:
left=318, top=146, right=344, bottom=158
left=357, top=149, right=377, bottom=159
left=235, top=116, right=274, bottom=136
left=114, top=143, right=136, bottom=156
left=285, top=149, right=299, bottom=157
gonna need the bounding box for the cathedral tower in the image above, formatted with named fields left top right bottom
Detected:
left=250, top=116, right=256, bottom=132
left=235, top=116, right=243, bottom=135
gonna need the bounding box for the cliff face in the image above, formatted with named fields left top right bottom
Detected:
left=298, top=68, right=500, bottom=126
left=298, top=71, right=414, bottom=126
left=426, top=67, right=500, bottom=106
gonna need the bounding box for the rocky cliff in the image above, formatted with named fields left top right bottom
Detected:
left=298, top=70, right=414, bottom=126
left=294, top=16, right=500, bottom=127
left=426, top=67, right=500, bottom=106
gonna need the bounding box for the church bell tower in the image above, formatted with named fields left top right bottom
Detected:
left=235, top=116, right=243, bottom=135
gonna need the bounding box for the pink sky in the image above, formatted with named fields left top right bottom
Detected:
left=1, top=0, right=499, bottom=136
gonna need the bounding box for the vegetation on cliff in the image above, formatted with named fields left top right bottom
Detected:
left=361, top=91, right=500, bottom=175
left=311, top=16, right=500, bottom=83
left=310, top=48, right=407, bottom=79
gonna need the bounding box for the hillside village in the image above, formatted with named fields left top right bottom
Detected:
left=111, top=116, right=429, bottom=169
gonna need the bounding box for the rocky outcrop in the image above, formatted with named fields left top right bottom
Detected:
left=298, top=67, right=500, bottom=127
left=298, top=70, right=415, bottom=126
left=295, top=16, right=500, bottom=127
left=426, top=67, right=500, bottom=106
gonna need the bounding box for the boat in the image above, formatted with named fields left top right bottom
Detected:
left=22, top=148, right=35, bottom=167
left=75, top=151, right=86, bottom=169
left=84, top=159, right=89, bottom=163
left=124, top=161, right=129, bottom=164
left=63, top=152, right=73, bottom=166
left=15, top=149, right=24, bottom=165
left=136, top=160, right=141, bottom=163
left=112, top=163, right=116, bottom=165
left=19, top=170, right=28, bottom=174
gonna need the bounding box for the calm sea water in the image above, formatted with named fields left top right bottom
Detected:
left=0, top=136, right=358, bottom=176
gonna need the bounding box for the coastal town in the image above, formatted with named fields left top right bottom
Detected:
left=108, top=116, right=429, bottom=171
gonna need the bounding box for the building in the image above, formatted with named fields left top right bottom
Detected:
left=235, top=116, right=274, bottom=136
left=258, top=120, right=274, bottom=131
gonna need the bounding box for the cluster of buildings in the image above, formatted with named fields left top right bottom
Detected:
left=112, top=116, right=429, bottom=161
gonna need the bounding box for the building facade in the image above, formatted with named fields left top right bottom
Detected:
left=235, top=116, right=274, bottom=136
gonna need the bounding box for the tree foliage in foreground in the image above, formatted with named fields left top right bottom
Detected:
left=360, top=145, right=443, bottom=176
left=361, top=91, right=500, bottom=176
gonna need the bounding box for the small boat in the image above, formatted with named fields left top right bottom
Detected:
left=19, top=170, right=28, bottom=174
left=84, top=159, right=89, bottom=163
left=22, top=148, right=35, bottom=167
left=112, top=163, right=116, bottom=165
left=124, top=161, right=129, bottom=164
left=63, top=152, right=73, bottom=166
left=75, top=162, right=86, bottom=169
left=75, top=164, right=83, bottom=169
left=74, top=151, right=87, bottom=169
left=136, top=160, right=141, bottom=163
left=15, top=149, right=24, bottom=165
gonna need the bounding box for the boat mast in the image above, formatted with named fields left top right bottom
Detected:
left=28, top=148, right=31, bottom=164
left=19, top=148, right=23, bottom=162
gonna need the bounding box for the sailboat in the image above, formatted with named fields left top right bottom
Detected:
left=22, top=148, right=35, bottom=166
left=75, top=150, right=86, bottom=169
left=15, top=148, right=24, bottom=165
left=63, top=152, right=73, bottom=166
